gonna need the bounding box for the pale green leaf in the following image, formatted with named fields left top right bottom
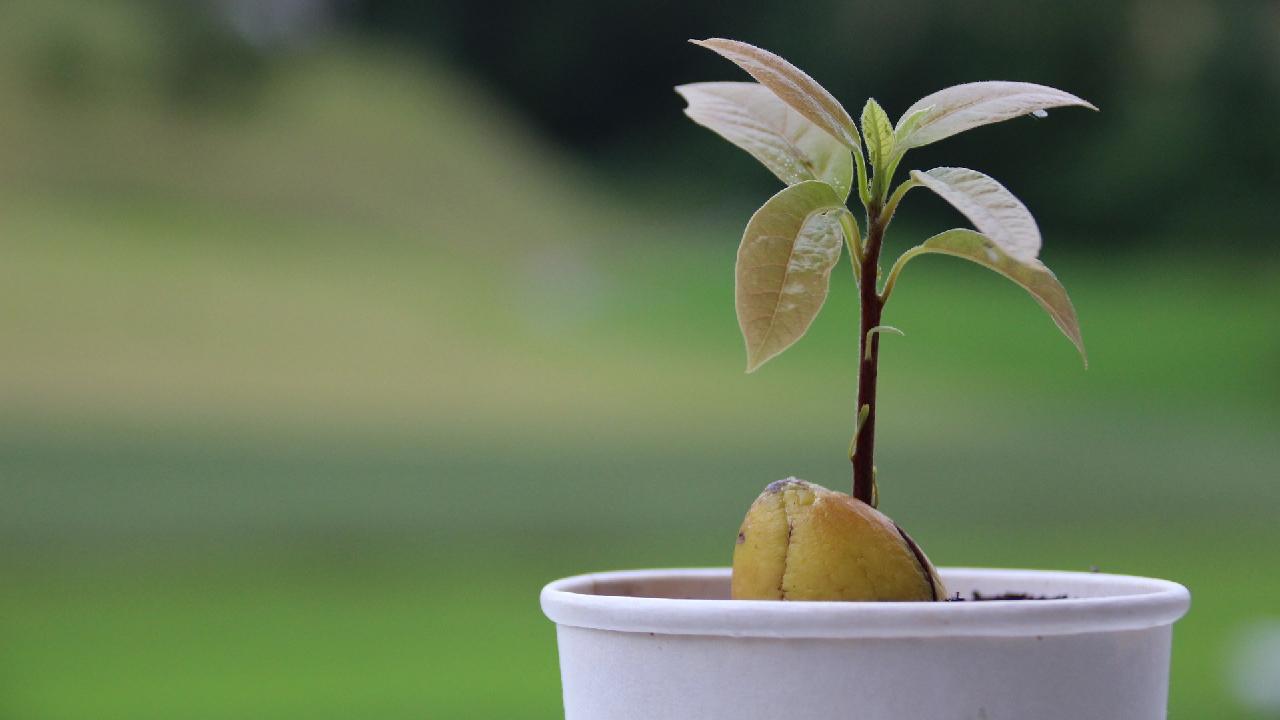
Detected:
left=860, top=98, right=895, bottom=195
left=864, top=325, right=905, bottom=360
left=911, top=167, right=1040, bottom=263
left=691, top=38, right=861, bottom=151
left=907, top=229, right=1085, bottom=363
left=676, top=82, right=853, bottom=201
left=894, top=105, right=933, bottom=144
left=736, top=181, right=845, bottom=372
left=896, top=81, right=1096, bottom=150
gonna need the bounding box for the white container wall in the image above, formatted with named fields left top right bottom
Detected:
left=542, top=568, right=1190, bottom=720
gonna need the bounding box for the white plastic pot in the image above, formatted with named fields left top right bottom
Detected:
left=541, top=567, right=1189, bottom=720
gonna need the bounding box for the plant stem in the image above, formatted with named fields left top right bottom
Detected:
left=852, top=203, right=886, bottom=504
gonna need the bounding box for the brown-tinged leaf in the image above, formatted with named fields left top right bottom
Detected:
left=736, top=181, right=845, bottom=371
left=676, top=82, right=853, bottom=200
left=911, top=167, right=1041, bottom=263
left=896, top=81, right=1096, bottom=150
left=909, top=229, right=1086, bottom=364
left=691, top=38, right=861, bottom=151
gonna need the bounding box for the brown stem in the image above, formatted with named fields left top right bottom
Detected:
left=852, top=205, right=886, bottom=504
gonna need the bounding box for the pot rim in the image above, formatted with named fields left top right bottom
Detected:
left=541, top=567, right=1190, bottom=638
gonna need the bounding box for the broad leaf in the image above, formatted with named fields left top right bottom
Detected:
left=911, top=167, right=1040, bottom=263
left=676, top=82, right=854, bottom=200
left=736, top=181, right=845, bottom=372
left=860, top=98, right=895, bottom=194
left=909, top=229, right=1085, bottom=363
left=691, top=38, right=861, bottom=151
left=896, top=81, right=1096, bottom=150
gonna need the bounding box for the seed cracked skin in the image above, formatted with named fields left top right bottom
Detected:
left=731, top=478, right=946, bottom=601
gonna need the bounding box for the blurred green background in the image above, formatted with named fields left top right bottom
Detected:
left=2, top=1, right=1278, bottom=718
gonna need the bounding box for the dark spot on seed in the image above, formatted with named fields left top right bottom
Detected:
left=893, top=522, right=939, bottom=601
left=765, top=477, right=800, bottom=493
left=736, top=532, right=745, bottom=544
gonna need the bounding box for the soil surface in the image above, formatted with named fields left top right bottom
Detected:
left=947, top=591, right=1070, bottom=601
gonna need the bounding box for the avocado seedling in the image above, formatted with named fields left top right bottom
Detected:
left=678, top=39, right=1094, bottom=601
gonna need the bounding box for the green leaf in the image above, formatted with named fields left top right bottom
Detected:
left=894, top=105, right=933, bottom=144
left=736, top=181, right=845, bottom=372
left=690, top=38, right=861, bottom=152
left=896, top=81, right=1097, bottom=150
left=904, top=229, right=1086, bottom=364
left=676, top=82, right=854, bottom=201
left=910, top=167, right=1040, bottom=263
left=864, top=325, right=905, bottom=360
left=860, top=98, right=895, bottom=197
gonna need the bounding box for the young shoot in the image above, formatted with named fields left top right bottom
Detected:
left=678, top=38, right=1094, bottom=507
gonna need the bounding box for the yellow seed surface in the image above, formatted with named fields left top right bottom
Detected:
left=731, top=478, right=945, bottom=602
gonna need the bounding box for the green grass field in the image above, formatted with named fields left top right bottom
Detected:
left=2, top=12, right=1278, bottom=718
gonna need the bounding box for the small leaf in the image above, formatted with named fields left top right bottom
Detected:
left=736, top=181, right=845, bottom=372
left=911, top=167, right=1040, bottom=263
left=691, top=38, right=861, bottom=151
left=896, top=81, right=1096, bottom=150
left=676, top=82, right=854, bottom=200
left=894, top=105, right=933, bottom=144
left=911, top=229, right=1086, bottom=363
left=864, top=325, right=905, bottom=360
left=860, top=98, right=895, bottom=195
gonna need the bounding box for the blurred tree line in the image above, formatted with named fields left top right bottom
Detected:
left=348, top=0, right=1278, bottom=244
left=6, top=0, right=1277, bottom=246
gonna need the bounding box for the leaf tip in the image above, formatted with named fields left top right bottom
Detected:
left=1060, top=321, right=1087, bottom=368
left=1060, top=90, right=1099, bottom=112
